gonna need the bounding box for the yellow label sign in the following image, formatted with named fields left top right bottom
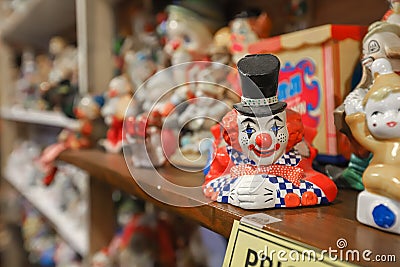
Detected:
left=223, top=220, right=355, bottom=267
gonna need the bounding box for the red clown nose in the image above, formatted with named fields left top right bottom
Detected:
left=255, top=133, right=272, bottom=148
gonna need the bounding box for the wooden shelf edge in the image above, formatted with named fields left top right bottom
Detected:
left=58, top=149, right=400, bottom=267
left=2, top=172, right=88, bottom=256
left=59, top=149, right=247, bottom=238
left=0, top=107, right=80, bottom=129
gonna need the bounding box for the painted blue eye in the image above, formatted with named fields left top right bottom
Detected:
left=245, top=128, right=255, bottom=134
left=242, top=124, right=256, bottom=138
left=271, top=122, right=283, bottom=136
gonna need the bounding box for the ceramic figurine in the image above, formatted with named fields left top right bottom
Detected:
left=383, top=0, right=400, bottom=25
left=210, top=27, right=232, bottom=65
left=117, top=213, right=176, bottom=267
left=345, top=58, right=400, bottom=234
left=99, top=75, right=133, bottom=153
left=168, top=79, right=234, bottom=168
left=163, top=2, right=223, bottom=65
left=161, top=3, right=223, bottom=120
left=36, top=95, right=102, bottom=185
left=285, top=0, right=312, bottom=32
left=124, top=50, right=157, bottom=89
left=47, top=36, right=78, bottom=86
left=203, top=54, right=337, bottom=209
left=91, top=249, right=113, bottom=267
left=54, top=241, right=80, bottom=267
left=15, top=49, right=40, bottom=109
left=125, top=110, right=177, bottom=168
left=229, top=9, right=272, bottom=64
left=40, top=37, right=79, bottom=117
left=333, top=21, right=400, bottom=189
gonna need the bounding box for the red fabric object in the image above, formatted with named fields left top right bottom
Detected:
left=230, top=164, right=304, bottom=187
left=120, top=215, right=155, bottom=249
left=43, top=166, right=58, bottom=186
left=156, top=219, right=176, bottom=267
left=120, top=215, right=176, bottom=267
left=107, top=116, right=124, bottom=145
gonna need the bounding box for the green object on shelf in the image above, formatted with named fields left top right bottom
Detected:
left=341, top=153, right=372, bottom=190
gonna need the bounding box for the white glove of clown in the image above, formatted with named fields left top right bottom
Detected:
left=228, top=175, right=276, bottom=209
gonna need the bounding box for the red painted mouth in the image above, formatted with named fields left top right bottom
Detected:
left=387, top=121, right=397, bottom=127
left=248, top=144, right=275, bottom=158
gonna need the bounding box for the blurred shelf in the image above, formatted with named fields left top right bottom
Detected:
left=3, top=171, right=88, bottom=256
left=0, top=106, right=80, bottom=129
left=59, top=149, right=400, bottom=266
left=0, top=0, right=76, bottom=49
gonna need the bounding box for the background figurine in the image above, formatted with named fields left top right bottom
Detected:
left=36, top=95, right=102, bottom=185
left=125, top=110, right=177, bottom=168
left=203, top=54, right=337, bottom=209
left=40, top=36, right=79, bottom=118
left=163, top=1, right=223, bottom=65
left=99, top=75, right=133, bottom=153
left=332, top=20, right=400, bottom=190
left=383, top=0, right=400, bottom=25
left=229, top=9, right=272, bottom=64
left=346, top=58, right=400, bottom=234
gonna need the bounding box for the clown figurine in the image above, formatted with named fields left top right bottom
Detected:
left=203, top=54, right=337, bottom=209
left=383, top=0, right=400, bottom=25
left=36, top=95, right=102, bottom=186
left=346, top=58, right=400, bottom=234
left=99, top=75, right=133, bottom=153
left=229, top=9, right=272, bottom=64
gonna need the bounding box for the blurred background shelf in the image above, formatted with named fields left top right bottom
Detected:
left=2, top=171, right=88, bottom=256
left=0, top=0, right=76, bottom=49
left=0, top=107, right=80, bottom=129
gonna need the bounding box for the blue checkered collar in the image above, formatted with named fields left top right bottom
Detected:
left=226, top=146, right=301, bottom=167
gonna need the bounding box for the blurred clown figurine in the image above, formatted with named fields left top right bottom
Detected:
left=36, top=95, right=102, bottom=186
left=203, top=54, right=337, bottom=209
left=99, top=75, right=133, bottom=153
left=163, top=2, right=223, bottom=65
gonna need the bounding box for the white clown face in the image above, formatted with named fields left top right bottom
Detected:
left=237, top=111, right=288, bottom=165
left=365, top=91, right=400, bottom=139
left=362, top=32, right=400, bottom=71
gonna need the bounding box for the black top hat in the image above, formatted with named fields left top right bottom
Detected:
left=233, top=54, right=287, bottom=117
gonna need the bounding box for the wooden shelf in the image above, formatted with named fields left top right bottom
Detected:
left=3, top=172, right=88, bottom=256
left=59, top=149, right=400, bottom=266
left=0, top=0, right=76, bottom=49
left=0, top=107, right=80, bottom=129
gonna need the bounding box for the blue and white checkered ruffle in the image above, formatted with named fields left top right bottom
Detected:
left=205, top=175, right=237, bottom=204
left=226, top=146, right=301, bottom=167
left=226, top=146, right=256, bottom=165
left=275, top=150, right=301, bottom=166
